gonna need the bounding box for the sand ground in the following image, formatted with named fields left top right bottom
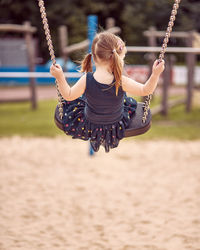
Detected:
left=0, top=137, right=200, bottom=250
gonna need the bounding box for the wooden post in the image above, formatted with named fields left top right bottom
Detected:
left=24, top=21, right=37, bottom=110
left=106, top=17, right=115, bottom=29
left=148, top=26, right=157, bottom=77
left=161, top=56, right=170, bottom=116
left=145, top=26, right=157, bottom=67
left=59, top=25, right=68, bottom=72
left=186, top=31, right=196, bottom=112
left=169, top=55, right=176, bottom=85
left=145, top=26, right=157, bottom=102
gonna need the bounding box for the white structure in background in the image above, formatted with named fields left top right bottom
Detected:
left=173, top=66, right=200, bottom=85
left=125, top=65, right=200, bottom=86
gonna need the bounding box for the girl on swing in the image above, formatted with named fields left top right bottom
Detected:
left=50, top=31, right=165, bottom=152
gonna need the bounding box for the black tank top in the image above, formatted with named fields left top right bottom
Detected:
left=84, top=72, right=125, bottom=124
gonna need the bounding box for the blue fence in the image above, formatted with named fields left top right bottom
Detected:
left=0, top=59, right=80, bottom=86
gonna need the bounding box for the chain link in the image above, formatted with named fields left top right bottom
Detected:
left=142, top=0, right=181, bottom=123
left=38, top=0, right=65, bottom=119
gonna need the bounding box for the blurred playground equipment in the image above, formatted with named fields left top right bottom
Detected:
left=0, top=8, right=200, bottom=116
left=126, top=26, right=200, bottom=114
left=0, top=17, right=120, bottom=110
left=0, top=22, right=37, bottom=109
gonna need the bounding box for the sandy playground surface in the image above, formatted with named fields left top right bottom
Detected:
left=0, top=137, right=200, bottom=250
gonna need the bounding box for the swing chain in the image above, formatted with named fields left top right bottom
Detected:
left=142, top=94, right=152, bottom=123
left=142, top=0, right=181, bottom=123
left=38, top=0, right=65, bottom=119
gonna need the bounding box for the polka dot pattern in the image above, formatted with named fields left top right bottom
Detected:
left=62, top=96, right=137, bottom=152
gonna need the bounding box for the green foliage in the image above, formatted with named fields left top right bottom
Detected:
left=0, top=0, right=200, bottom=63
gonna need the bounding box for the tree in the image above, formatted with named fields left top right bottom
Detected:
left=0, top=0, right=199, bottom=63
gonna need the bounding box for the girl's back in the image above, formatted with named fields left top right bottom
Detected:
left=85, top=72, right=125, bottom=124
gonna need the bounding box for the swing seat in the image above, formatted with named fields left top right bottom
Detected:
left=124, top=102, right=151, bottom=137
left=54, top=102, right=152, bottom=137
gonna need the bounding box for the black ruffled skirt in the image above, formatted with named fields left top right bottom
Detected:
left=62, top=96, right=137, bottom=152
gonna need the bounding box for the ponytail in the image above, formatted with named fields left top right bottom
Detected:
left=111, top=51, right=123, bottom=96
left=80, top=53, right=92, bottom=73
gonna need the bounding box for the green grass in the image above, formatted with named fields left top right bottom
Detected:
left=136, top=102, right=200, bottom=140
left=0, top=98, right=200, bottom=140
left=0, top=100, right=63, bottom=137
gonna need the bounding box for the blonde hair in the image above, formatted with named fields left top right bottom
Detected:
left=81, top=31, right=126, bottom=95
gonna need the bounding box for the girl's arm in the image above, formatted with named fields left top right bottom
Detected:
left=122, top=60, right=165, bottom=96
left=50, top=64, right=86, bottom=101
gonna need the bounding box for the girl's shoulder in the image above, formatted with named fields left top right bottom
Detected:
left=87, top=72, right=115, bottom=86
left=86, top=71, right=93, bottom=81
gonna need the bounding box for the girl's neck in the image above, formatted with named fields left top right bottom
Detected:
left=93, top=65, right=114, bottom=84
left=95, top=64, right=111, bottom=73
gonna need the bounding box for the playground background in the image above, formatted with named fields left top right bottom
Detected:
left=0, top=0, right=200, bottom=250
left=0, top=0, right=200, bottom=139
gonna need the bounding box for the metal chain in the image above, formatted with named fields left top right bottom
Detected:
left=142, top=0, right=181, bottom=123
left=38, top=0, right=65, bottom=119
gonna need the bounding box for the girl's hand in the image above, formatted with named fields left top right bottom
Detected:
left=50, top=64, right=64, bottom=79
left=152, top=59, right=165, bottom=77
